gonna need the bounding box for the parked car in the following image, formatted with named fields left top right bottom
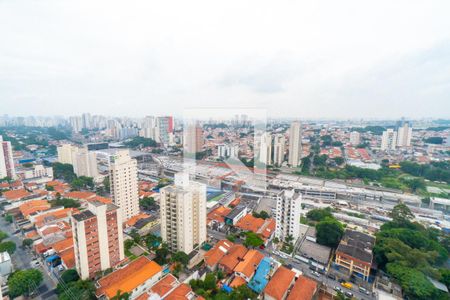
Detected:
left=341, top=282, right=353, bottom=289
left=327, top=274, right=337, bottom=280
left=311, top=270, right=321, bottom=278
left=344, top=291, right=354, bottom=298
left=359, top=286, right=370, bottom=295
left=334, top=286, right=343, bottom=292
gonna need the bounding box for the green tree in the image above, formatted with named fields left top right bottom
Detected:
left=0, top=230, right=8, bottom=242
left=8, top=269, right=44, bottom=298
left=203, top=273, right=217, bottom=290
left=315, top=218, right=344, bottom=248
left=57, top=279, right=96, bottom=300
left=390, top=203, right=414, bottom=224
left=243, top=232, right=264, bottom=248
left=5, top=214, right=13, bottom=223
left=0, top=241, right=16, bottom=254
left=306, top=207, right=333, bottom=222
left=139, top=197, right=156, bottom=210
left=52, top=162, right=77, bottom=182
left=22, top=238, right=33, bottom=248
left=252, top=210, right=270, bottom=219
left=52, top=198, right=81, bottom=208
left=172, top=251, right=189, bottom=266
left=61, top=269, right=80, bottom=283
left=226, top=234, right=236, bottom=242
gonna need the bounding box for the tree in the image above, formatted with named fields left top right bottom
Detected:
left=61, top=269, right=80, bottom=283
left=145, top=234, right=162, bottom=250
left=315, top=218, right=344, bottom=248
left=45, top=184, right=55, bottom=191
left=154, top=244, right=169, bottom=265
left=424, top=137, right=444, bottom=144
left=8, top=269, right=43, bottom=298
left=334, top=157, right=345, bottom=166
left=52, top=162, right=77, bottom=182
left=203, top=273, right=217, bottom=290
left=306, top=207, right=333, bottom=222
left=252, top=210, right=270, bottom=220
left=403, top=178, right=426, bottom=192
left=0, top=231, right=8, bottom=242
left=111, top=290, right=130, bottom=300
left=71, top=176, right=94, bottom=191
left=22, top=238, right=33, bottom=248
left=57, top=279, right=96, bottom=300
left=172, top=251, right=189, bottom=266
left=129, top=229, right=141, bottom=244
left=52, top=198, right=81, bottom=208
left=139, top=197, right=156, bottom=210
left=390, top=203, right=414, bottom=224
left=226, top=234, right=236, bottom=242
left=243, top=232, right=264, bottom=248
left=0, top=241, right=16, bottom=254
left=5, top=214, right=13, bottom=223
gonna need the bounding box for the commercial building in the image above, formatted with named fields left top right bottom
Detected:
left=288, top=121, right=302, bottom=168
left=275, top=189, right=302, bottom=242
left=272, top=134, right=285, bottom=167
left=71, top=201, right=124, bottom=279
left=109, top=150, right=139, bottom=221
left=0, top=135, right=16, bottom=179
left=335, top=230, right=375, bottom=281
left=160, top=172, right=207, bottom=253
left=381, top=129, right=397, bottom=151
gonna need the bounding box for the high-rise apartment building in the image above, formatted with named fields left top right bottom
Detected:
left=259, top=133, right=272, bottom=165
left=69, top=116, right=83, bottom=133
left=71, top=201, right=124, bottom=279
left=0, top=136, right=16, bottom=179
left=217, top=144, right=239, bottom=159
left=157, top=116, right=174, bottom=145
left=160, top=172, right=207, bottom=254
left=109, top=150, right=139, bottom=221
left=72, top=147, right=99, bottom=178
left=275, top=189, right=302, bottom=242
left=381, top=129, right=397, bottom=151
left=349, top=131, right=361, bottom=146
left=184, top=124, right=203, bottom=155
left=273, top=134, right=286, bottom=167
left=397, top=122, right=412, bottom=147
left=288, top=121, right=302, bottom=168
left=57, top=144, right=76, bottom=165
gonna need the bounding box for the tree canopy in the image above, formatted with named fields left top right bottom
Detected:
left=243, top=232, right=264, bottom=248
left=0, top=241, right=16, bottom=254
left=315, top=217, right=344, bottom=248
left=8, top=269, right=44, bottom=298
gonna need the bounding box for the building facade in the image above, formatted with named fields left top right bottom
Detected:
left=275, top=189, right=302, bottom=242
left=0, top=135, right=16, bottom=179
left=397, top=122, right=412, bottom=147
left=349, top=131, right=361, bottom=146
left=273, top=134, right=286, bottom=167
left=184, top=124, right=203, bottom=155
left=259, top=132, right=272, bottom=166
left=288, top=121, right=302, bottom=168
left=109, top=150, right=139, bottom=221
left=381, top=129, right=397, bottom=151
left=71, top=201, right=124, bottom=279
left=160, top=172, right=207, bottom=254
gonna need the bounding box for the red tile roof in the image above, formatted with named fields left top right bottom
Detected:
left=149, top=274, right=179, bottom=298
left=207, top=205, right=231, bottom=224
left=233, top=249, right=264, bottom=279
left=286, top=275, right=318, bottom=300
left=204, top=240, right=234, bottom=268
left=59, top=247, right=75, bottom=269
left=3, top=188, right=31, bottom=201
left=218, top=244, right=248, bottom=274
left=264, top=266, right=296, bottom=300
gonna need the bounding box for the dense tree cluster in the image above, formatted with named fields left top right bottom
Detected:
left=124, top=137, right=157, bottom=148
left=400, top=161, right=450, bottom=184
left=373, top=204, right=449, bottom=299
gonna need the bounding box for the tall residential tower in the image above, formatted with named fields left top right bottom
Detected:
left=0, top=136, right=16, bottom=179
left=288, top=121, right=302, bottom=168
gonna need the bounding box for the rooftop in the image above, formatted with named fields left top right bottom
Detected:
left=96, top=256, right=162, bottom=299
left=204, top=240, right=234, bottom=268
left=248, top=257, right=272, bottom=293
left=149, top=274, right=179, bottom=298
left=264, top=266, right=296, bottom=300
left=337, top=230, right=375, bottom=263
left=298, top=240, right=331, bottom=265
left=233, top=249, right=264, bottom=279
left=218, top=244, right=248, bottom=273
left=286, top=276, right=318, bottom=300
left=72, top=210, right=95, bottom=222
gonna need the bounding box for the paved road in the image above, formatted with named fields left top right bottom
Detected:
left=207, top=228, right=375, bottom=300
left=0, top=217, right=57, bottom=300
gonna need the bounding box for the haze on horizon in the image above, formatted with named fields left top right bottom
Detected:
left=1, top=0, right=450, bottom=119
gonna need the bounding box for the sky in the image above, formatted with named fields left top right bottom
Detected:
left=1, top=0, right=450, bottom=119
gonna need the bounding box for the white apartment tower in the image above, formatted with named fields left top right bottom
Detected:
left=72, top=147, right=99, bottom=179
left=184, top=124, right=203, bottom=155
left=288, top=121, right=302, bottom=168
left=109, top=150, right=139, bottom=221
left=57, top=144, right=76, bottom=165
left=0, top=136, right=16, bottom=179
left=72, top=201, right=124, bottom=279
left=273, top=134, right=286, bottom=167
left=397, top=122, right=412, bottom=147
left=349, top=131, right=361, bottom=146
left=160, top=172, right=207, bottom=254
left=259, top=133, right=272, bottom=166
left=381, top=129, right=397, bottom=151
left=275, top=189, right=302, bottom=242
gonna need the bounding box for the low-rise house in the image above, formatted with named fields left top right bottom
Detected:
left=96, top=256, right=163, bottom=299
left=204, top=240, right=234, bottom=271
left=235, top=214, right=276, bottom=243
left=248, top=257, right=273, bottom=294
left=233, top=249, right=264, bottom=282
left=263, top=266, right=296, bottom=300
left=224, top=205, right=247, bottom=225
left=286, top=276, right=318, bottom=300
left=218, top=244, right=248, bottom=274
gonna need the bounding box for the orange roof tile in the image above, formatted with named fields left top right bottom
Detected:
left=229, top=197, right=241, bottom=207
left=51, top=238, right=73, bottom=253
left=25, top=230, right=39, bottom=239
left=233, top=249, right=264, bottom=279
left=207, top=206, right=231, bottom=224
left=260, top=218, right=276, bottom=239
left=59, top=247, right=76, bottom=269
left=3, top=188, right=31, bottom=201
left=34, top=242, right=48, bottom=254
left=205, top=240, right=234, bottom=268
left=19, top=200, right=51, bottom=217
left=229, top=276, right=247, bottom=288
left=88, top=195, right=112, bottom=204
left=165, top=283, right=195, bottom=300
left=97, top=257, right=162, bottom=299
left=235, top=214, right=265, bottom=233
left=286, top=276, right=318, bottom=300
left=126, top=213, right=151, bottom=227
left=63, top=191, right=96, bottom=200
left=34, top=208, right=78, bottom=226
left=264, top=266, right=296, bottom=300
left=150, top=274, right=179, bottom=298
left=218, top=244, right=248, bottom=273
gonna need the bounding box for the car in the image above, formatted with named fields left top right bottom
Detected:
left=311, top=270, right=321, bottom=278
left=309, top=266, right=316, bottom=271
left=30, top=260, right=40, bottom=268
left=334, top=286, right=342, bottom=292
left=327, top=274, right=337, bottom=280
left=341, top=282, right=353, bottom=289
left=344, top=291, right=353, bottom=298
left=58, top=265, right=64, bottom=271
left=359, top=286, right=370, bottom=295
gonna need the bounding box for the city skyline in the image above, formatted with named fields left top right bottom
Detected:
left=1, top=0, right=450, bottom=119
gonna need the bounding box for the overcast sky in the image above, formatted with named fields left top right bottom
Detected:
left=1, top=0, right=450, bottom=119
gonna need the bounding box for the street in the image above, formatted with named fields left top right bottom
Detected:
left=0, top=217, right=58, bottom=300
left=207, top=228, right=375, bottom=300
